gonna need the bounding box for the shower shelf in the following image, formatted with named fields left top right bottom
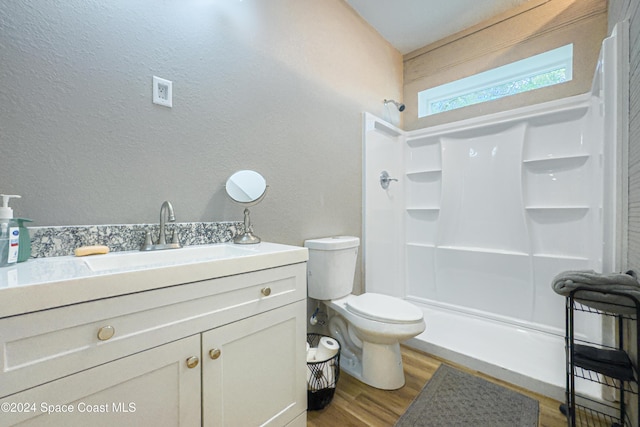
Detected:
left=406, top=207, right=440, bottom=211
left=563, top=289, right=639, bottom=427
left=406, top=243, right=435, bottom=248
left=406, top=243, right=540, bottom=256
left=406, top=136, right=439, bottom=147
left=525, top=206, right=590, bottom=211
left=532, top=254, right=589, bottom=261
left=523, top=154, right=590, bottom=165
left=372, top=120, right=402, bottom=137
left=437, top=245, right=527, bottom=256
left=406, top=169, right=442, bottom=176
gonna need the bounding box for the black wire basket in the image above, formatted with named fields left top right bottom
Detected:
left=307, top=333, right=341, bottom=410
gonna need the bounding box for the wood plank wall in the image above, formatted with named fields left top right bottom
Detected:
left=609, top=2, right=640, bottom=426
left=402, top=0, right=607, bottom=130
left=615, top=0, right=640, bottom=270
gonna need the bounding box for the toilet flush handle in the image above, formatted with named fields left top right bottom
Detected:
left=380, top=170, right=398, bottom=189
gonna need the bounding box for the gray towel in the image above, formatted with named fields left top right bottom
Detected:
left=552, top=270, right=640, bottom=314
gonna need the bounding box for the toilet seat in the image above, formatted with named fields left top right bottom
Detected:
left=346, top=293, right=423, bottom=324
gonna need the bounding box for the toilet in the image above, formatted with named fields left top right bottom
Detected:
left=304, top=236, right=425, bottom=390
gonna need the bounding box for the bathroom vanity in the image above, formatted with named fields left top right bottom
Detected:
left=0, top=243, right=308, bottom=426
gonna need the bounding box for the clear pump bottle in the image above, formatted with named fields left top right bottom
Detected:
left=0, top=195, right=21, bottom=268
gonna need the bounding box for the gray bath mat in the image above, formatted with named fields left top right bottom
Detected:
left=395, top=364, right=539, bottom=427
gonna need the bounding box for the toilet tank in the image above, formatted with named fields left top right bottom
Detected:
left=304, top=236, right=359, bottom=300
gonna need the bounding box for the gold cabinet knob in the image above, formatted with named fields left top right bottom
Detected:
left=186, top=356, right=200, bottom=369
left=209, top=348, right=221, bottom=360
left=261, top=287, right=271, bottom=297
left=97, top=325, right=115, bottom=341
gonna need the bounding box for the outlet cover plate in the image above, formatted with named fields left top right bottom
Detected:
left=153, top=76, right=172, bottom=108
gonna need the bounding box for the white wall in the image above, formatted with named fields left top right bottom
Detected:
left=0, top=1, right=402, bottom=261
left=362, top=114, right=404, bottom=297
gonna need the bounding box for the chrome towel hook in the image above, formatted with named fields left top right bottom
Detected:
left=379, top=170, right=398, bottom=189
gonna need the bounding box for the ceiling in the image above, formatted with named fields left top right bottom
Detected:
left=345, top=0, right=532, bottom=55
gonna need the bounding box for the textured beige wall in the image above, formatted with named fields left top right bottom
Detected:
left=0, top=0, right=402, bottom=263
left=403, top=0, right=607, bottom=130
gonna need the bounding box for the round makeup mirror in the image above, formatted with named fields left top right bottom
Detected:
left=225, top=170, right=268, bottom=244
left=225, top=170, right=267, bottom=204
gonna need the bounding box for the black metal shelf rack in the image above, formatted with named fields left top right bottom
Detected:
left=561, top=288, right=639, bottom=427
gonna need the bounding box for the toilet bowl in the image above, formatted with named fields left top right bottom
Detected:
left=325, top=293, right=425, bottom=389
left=304, top=236, right=426, bottom=390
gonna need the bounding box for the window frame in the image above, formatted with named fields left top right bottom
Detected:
left=418, top=44, right=574, bottom=117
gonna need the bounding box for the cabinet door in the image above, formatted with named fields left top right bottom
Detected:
left=0, top=335, right=201, bottom=427
left=202, top=301, right=307, bottom=427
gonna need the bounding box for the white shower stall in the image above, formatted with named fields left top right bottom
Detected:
left=363, top=24, right=628, bottom=400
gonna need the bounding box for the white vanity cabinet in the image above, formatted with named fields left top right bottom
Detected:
left=0, top=258, right=308, bottom=427
left=202, top=301, right=307, bottom=427
left=0, top=335, right=202, bottom=426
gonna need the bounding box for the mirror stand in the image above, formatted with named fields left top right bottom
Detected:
left=225, top=170, right=268, bottom=245
left=235, top=208, right=261, bottom=244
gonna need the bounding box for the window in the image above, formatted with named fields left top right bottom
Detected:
left=418, top=44, right=573, bottom=117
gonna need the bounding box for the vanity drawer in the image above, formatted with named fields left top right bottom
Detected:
left=0, top=262, right=306, bottom=397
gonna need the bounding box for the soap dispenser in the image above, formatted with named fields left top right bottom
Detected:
left=0, top=194, right=21, bottom=268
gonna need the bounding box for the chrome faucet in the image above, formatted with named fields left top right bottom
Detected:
left=158, top=201, right=175, bottom=245
left=141, top=201, right=182, bottom=251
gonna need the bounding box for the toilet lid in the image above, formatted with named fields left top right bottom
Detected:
left=346, top=293, right=423, bottom=324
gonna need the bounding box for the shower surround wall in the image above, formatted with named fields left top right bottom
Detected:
left=363, top=26, right=626, bottom=400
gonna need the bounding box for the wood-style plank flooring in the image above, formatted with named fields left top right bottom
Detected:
left=307, top=345, right=567, bottom=427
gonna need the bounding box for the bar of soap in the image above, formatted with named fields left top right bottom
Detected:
left=74, top=245, right=110, bottom=257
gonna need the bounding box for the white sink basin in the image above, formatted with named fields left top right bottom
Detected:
left=83, top=244, right=257, bottom=272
